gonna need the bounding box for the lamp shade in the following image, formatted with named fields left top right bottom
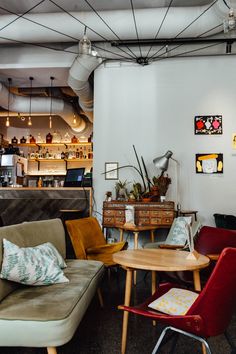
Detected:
left=153, top=150, right=173, bottom=172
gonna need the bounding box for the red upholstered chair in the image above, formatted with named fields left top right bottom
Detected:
left=162, top=226, right=236, bottom=285
left=120, top=248, right=236, bottom=354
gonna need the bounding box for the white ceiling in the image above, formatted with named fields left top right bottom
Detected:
left=0, top=0, right=232, bottom=91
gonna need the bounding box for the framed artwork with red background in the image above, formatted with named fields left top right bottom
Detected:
left=194, top=115, right=222, bottom=135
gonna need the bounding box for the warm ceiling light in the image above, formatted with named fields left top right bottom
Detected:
left=79, top=26, right=91, bottom=55
left=6, top=78, right=12, bottom=127
left=49, top=76, right=54, bottom=129
left=223, top=7, right=236, bottom=33
left=28, top=76, right=33, bottom=126
left=73, top=113, right=77, bottom=124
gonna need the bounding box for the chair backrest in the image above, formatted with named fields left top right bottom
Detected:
left=195, top=226, right=236, bottom=254
left=165, top=217, right=200, bottom=246
left=65, top=217, right=106, bottom=260
left=187, top=247, right=236, bottom=337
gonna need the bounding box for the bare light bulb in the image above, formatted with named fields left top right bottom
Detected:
left=49, top=116, right=52, bottom=129
left=73, top=113, right=77, bottom=124
left=28, top=116, right=32, bottom=126
left=6, top=116, right=10, bottom=127
left=79, top=34, right=91, bottom=55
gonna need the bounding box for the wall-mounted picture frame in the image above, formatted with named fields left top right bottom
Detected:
left=105, top=162, right=119, bottom=180
left=196, top=153, right=223, bottom=174
left=232, top=133, right=236, bottom=149
left=194, top=115, right=222, bottom=135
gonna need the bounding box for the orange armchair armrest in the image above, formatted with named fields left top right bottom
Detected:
left=87, top=241, right=126, bottom=254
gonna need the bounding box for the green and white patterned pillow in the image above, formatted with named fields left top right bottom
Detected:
left=0, top=239, right=69, bottom=286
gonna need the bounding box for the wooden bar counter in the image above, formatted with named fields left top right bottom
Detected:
left=0, top=187, right=92, bottom=226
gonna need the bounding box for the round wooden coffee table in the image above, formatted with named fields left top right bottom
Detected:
left=113, top=248, right=210, bottom=354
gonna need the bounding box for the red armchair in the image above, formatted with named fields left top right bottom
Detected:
left=162, top=225, right=236, bottom=285
left=120, top=247, right=236, bottom=354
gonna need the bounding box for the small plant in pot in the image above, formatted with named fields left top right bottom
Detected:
left=115, top=180, right=129, bottom=201
left=152, top=174, right=171, bottom=199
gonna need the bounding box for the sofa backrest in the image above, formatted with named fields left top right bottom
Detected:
left=0, top=218, right=66, bottom=302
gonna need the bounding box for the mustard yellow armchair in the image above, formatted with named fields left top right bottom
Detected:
left=65, top=217, right=127, bottom=267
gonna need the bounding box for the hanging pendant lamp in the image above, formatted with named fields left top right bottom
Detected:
left=49, top=76, right=54, bottom=129
left=6, top=78, right=12, bottom=127
left=28, top=77, right=33, bottom=126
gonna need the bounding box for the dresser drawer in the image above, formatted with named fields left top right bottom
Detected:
left=161, top=217, right=173, bottom=225
left=104, top=210, right=115, bottom=217
left=115, top=217, right=125, bottom=225
left=150, top=217, right=162, bottom=225
left=150, top=211, right=163, bottom=218
left=138, top=217, right=150, bottom=225
left=115, top=210, right=125, bottom=217
left=103, top=216, right=115, bottom=225
left=138, top=210, right=150, bottom=217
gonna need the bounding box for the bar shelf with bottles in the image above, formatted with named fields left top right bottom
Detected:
left=14, top=141, right=93, bottom=176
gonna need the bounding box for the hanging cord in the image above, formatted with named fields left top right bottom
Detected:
left=148, top=0, right=219, bottom=60
left=49, top=0, right=136, bottom=60
left=49, top=76, right=54, bottom=129
left=0, top=5, right=134, bottom=61
left=146, top=0, right=174, bottom=58
left=82, top=0, right=138, bottom=59
left=130, top=0, right=142, bottom=58
left=0, top=0, right=46, bottom=33
left=151, top=21, right=224, bottom=61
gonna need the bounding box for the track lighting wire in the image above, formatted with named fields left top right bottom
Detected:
left=82, top=0, right=137, bottom=59
left=0, top=4, right=134, bottom=61
left=0, top=0, right=46, bottom=33
left=151, top=22, right=224, bottom=61
left=152, top=41, right=223, bottom=62
left=48, top=0, right=136, bottom=60
left=148, top=0, right=219, bottom=60
left=130, top=0, right=142, bottom=58
left=146, top=0, right=174, bottom=58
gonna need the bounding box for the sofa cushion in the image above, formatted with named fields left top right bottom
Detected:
left=0, top=260, right=105, bottom=347
left=0, top=219, right=66, bottom=301
left=0, top=239, right=68, bottom=286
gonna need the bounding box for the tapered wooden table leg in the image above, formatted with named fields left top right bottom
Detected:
left=151, top=271, right=157, bottom=326
left=133, top=232, right=139, bottom=285
left=47, top=347, right=57, bottom=354
left=193, top=270, right=201, bottom=291
left=150, top=230, right=155, bottom=243
left=121, top=268, right=133, bottom=354
left=119, top=229, right=124, bottom=242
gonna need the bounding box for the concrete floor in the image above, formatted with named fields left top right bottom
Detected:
left=1, top=268, right=236, bottom=354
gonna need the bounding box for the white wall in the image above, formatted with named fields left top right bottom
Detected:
left=93, top=56, right=236, bottom=226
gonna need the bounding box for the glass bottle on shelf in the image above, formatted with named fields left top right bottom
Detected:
left=45, top=149, right=49, bottom=159
left=61, top=151, right=65, bottom=159
left=79, top=147, right=83, bottom=159
left=20, top=136, right=26, bottom=144
left=76, top=148, right=80, bottom=158
left=46, top=132, right=52, bottom=143
left=11, top=136, right=18, bottom=144
left=37, top=133, right=42, bottom=143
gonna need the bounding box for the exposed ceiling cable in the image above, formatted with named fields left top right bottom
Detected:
left=92, top=43, right=135, bottom=61
left=149, top=0, right=219, bottom=60
left=0, top=3, right=135, bottom=60
left=0, top=4, right=80, bottom=42
left=130, top=0, right=142, bottom=59
left=152, top=41, right=224, bottom=62
left=0, top=0, right=46, bottom=33
left=48, top=0, right=136, bottom=60
left=152, top=21, right=224, bottom=60
left=82, top=0, right=137, bottom=59
left=146, top=0, right=174, bottom=58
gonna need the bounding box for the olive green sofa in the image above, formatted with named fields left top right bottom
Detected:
left=0, top=218, right=105, bottom=354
